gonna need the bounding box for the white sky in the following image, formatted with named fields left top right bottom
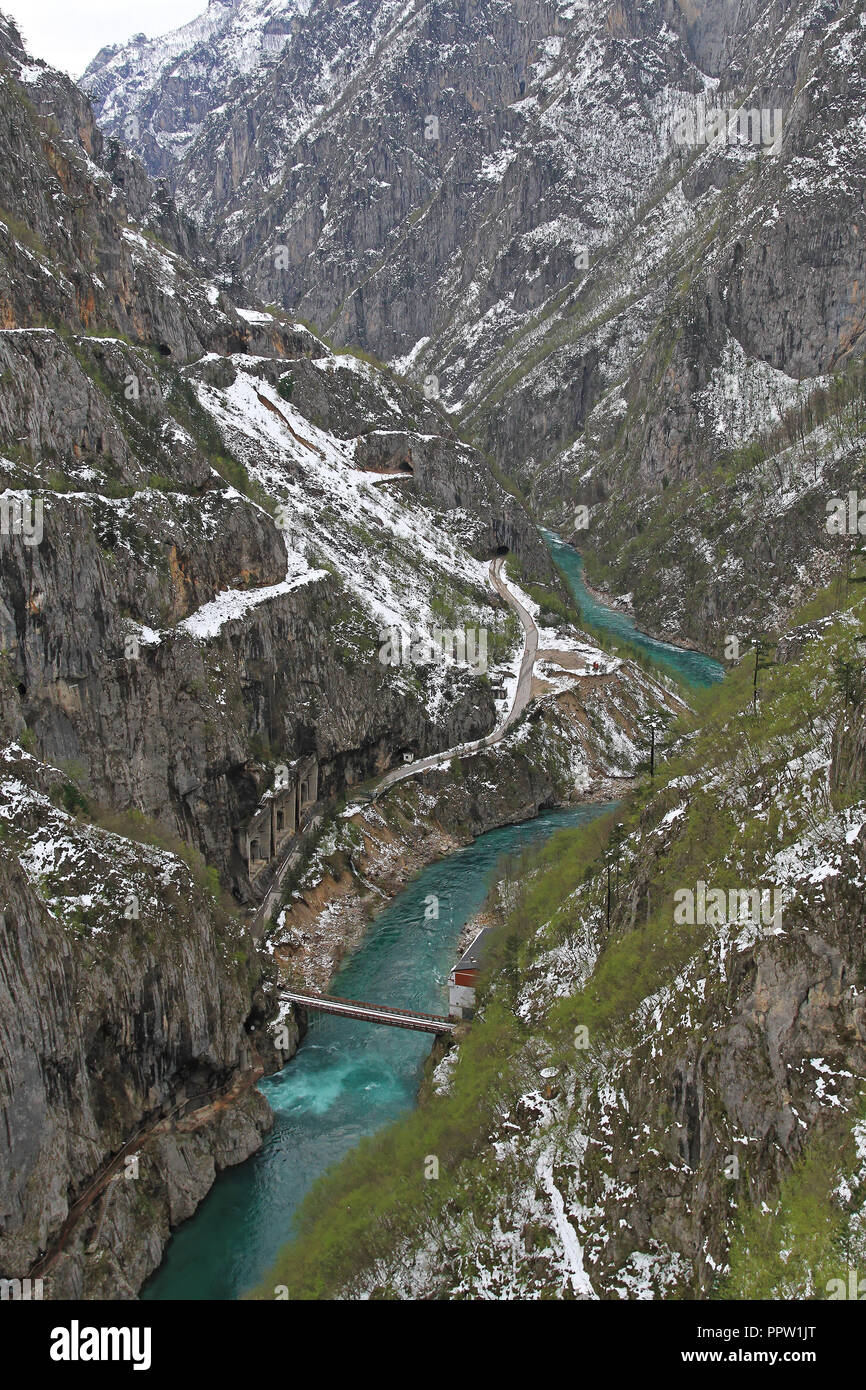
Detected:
left=3, top=0, right=205, bottom=77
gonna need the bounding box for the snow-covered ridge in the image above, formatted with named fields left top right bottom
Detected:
left=80, top=0, right=313, bottom=157
left=0, top=744, right=202, bottom=937
left=186, top=363, right=514, bottom=670
left=81, top=0, right=310, bottom=87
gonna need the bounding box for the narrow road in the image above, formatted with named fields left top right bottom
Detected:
left=372, top=556, right=538, bottom=798
left=252, top=557, right=538, bottom=936
left=250, top=812, right=322, bottom=940
left=489, top=554, right=538, bottom=732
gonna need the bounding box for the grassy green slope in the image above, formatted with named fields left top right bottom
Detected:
left=254, top=583, right=866, bottom=1300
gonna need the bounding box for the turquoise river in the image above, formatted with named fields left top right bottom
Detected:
left=142, top=535, right=724, bottom=1299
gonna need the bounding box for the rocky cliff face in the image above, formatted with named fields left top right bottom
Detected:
left=0, top=742, right=293, bottom=1298
left=0, top=9, right=553, bottom=1297
left=6, top=0, right=865, bottom=1301
left=1, top=10, right=549, bottom=894
left=84, top=0, right=866, bottom=652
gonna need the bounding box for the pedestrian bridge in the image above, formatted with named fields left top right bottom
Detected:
left=280, top=990, right=456, bottom=1035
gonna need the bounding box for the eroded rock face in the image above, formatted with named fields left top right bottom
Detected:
left=831, top=693, right=866, bottom=806
left=0, top=747, right=293, bottom=1298
left=0, top=11, right=557, bottom=1298
left=87, top=0, right=862, bottom=392
left=1, top=9, right=551, bottom=895
left=577, top=687, right=866, bottom=1292
left=84, top=0, right=866, bottom=654
left=581, top=835, right=866, bottom=1294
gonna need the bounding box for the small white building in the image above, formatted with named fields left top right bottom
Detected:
left=448, top=928, right=493, bottom=1021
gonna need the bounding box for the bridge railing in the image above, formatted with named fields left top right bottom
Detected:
left=284, top=990, right=450, bottom=1022
left=280, top=990, right=456, bottom=1033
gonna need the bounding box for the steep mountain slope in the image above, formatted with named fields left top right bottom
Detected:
left=7, top=0, right=864, bottom=1303
left=84, top=0, right=678, bottom=402
left=0, top=9, right=564, bottom=1296
left=2, top=10, right=551, bottom=899
left=258, top=584, right=866, bottom=1299
left=82, top=0, right=319, bottom=180
left=1, top=6, right=683, bottom=1299
left=0, top=741, right=280, bottom=1298
left=83, top=0, right=866, bottom=652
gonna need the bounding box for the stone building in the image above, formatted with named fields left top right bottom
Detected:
left=240, top=754, right=319, bottom=881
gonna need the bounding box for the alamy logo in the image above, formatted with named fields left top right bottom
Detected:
left=826, top=491, right=866, bottom=535
left=0, top=492, right=43, bottom=546
left=673, top=104, right=784, bottom=156
left=674, top=881, right=784, bottom=928
left=0, top=1276, right=44, bottom=1300
left=826, top=1269, right=866, bottom=1299
left=49, top=1321, right=152, bottom=1371
left=378, top=626, right=488, bottom=674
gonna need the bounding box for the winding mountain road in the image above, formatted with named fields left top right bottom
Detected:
left=489, top=555, right=538, bottom=729
left=371, top=556, right=538, bottom=799
left=252, top=558, right=538, bottom=936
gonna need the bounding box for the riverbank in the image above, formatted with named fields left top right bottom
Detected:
left=578, top=568, right=719, bottom=659
left=272, top=769, right=638, bottom=992
left=265, top=679, right=669, bottom=994
left=140, top=533, right=717, bottom=1300
left=143, top=796, right=619, bottom=1300
left=542, top=529, right=726, bottom=688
